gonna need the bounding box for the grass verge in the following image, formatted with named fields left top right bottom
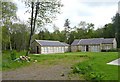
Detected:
left=72, top=52, right=119, bottom=80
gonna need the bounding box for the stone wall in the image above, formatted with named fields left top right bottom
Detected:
left=71, top=46, right=78, bottom=52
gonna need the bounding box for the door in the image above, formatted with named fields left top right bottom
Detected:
left=86, top=45, right=89, bottom=51
left=37, top=46, right=39, bottom=54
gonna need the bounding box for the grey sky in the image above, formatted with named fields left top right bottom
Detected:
left=14, top=0, right=119, bottom=32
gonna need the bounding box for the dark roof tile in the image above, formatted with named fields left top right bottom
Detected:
left=71, top=38, right=115, bottom=45
left=71, top=40, right=80, bottom=45
left=102, top=38, right=114, bottom=44
left=35, top=40, right=67, bottom=46
left=79, top=38, right=104, bottom=45
left=61, top=42, right=69, bottom=46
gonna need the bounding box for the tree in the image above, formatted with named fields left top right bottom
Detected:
left=2, top=26, right=9, bottom=50
left=10, top=23, right=29, bottom=51
left=53, top=24, right=59, bottom=32
left=64, top=19, right=70, bottom=28
left=103, top=24, right=115, bottom=38
left=2, top=2, right=17, bottom=51
left=78, top=21, right=87, bottom=30
left=113, top=13, right=120, bottom=48
left=64, top=19, right=71, bottom=44
left=86, top=23, right=94, bottom=38
left=23, top=0, right=63, bottom=55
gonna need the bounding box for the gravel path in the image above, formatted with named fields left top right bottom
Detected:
left=2, top=59, right=83, bottom=80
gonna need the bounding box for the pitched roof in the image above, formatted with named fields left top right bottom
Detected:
left=71, top=40, right=80, bottom=45
left=35, top=40, right=67, bottom=46
left=102, top=38, right=114, bottom=44
left=71, top=38, right=115, bottom=45
left=61, top=42, right=69, bottom=46
left=79, top=38, right=104, bottom=45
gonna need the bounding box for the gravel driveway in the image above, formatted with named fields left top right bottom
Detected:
left=2, top=58, right=84, bottom=80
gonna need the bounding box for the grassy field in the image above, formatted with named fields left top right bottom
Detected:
left=2, top=51, right=119, bottom=80
left=72, top=52, right=119, bottom=80
left=2, top=51, right=88, bottom=70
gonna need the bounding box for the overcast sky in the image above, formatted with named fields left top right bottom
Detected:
left=14, top=0, right=120, bottom=32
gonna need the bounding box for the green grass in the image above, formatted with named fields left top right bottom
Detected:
left=2, top=50, right=31, bottom=71
left=2, top=51, right=119, bottom=80
left=0, top=52, right=2, bottom=71
left=72, top=52, right=119, bottom=80
left=2, top=51, right=88, bottom=71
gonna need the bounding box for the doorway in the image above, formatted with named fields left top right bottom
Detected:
left=86, top=45, right=89, bottom=51
left=36, top=46, right=39, bottom=54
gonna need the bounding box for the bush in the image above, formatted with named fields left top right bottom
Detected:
left=107, top=49, right=118, bottom=52
left=77, top=49, right=81, bottom=52
left=72, top=63, right=105, bottom=80
left=101, top=49, right=118, bottom=52
left=79, top=55, right=88, bottom=57
left=73, top=63, right=93, bottom=74
left=101, top=50, right=107, bottom=52
left=85, top=72, right=105, bottom=80
left=10, top=50, right=17, bottom=60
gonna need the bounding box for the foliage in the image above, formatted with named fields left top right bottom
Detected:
left=64, top=19, right=71, bottom=44
left=2, top=51, right=119, bottom=80
left=2, top=2, right=18, bottom=51
left=2, top=23, right=29, bottom=51
left=77, top=49, right=81, bottom=52
left=10, top=50, right=16, bottom=60
left=73, top=63, right=105, bottom=80
left=85, top=71, right=105, bottom=81
left=101, top=49, right=118, bottom=52
left=23, top=0, right=63, bottom=56
left=113, top=13, right=120, bottom=48
left=2, top=2, right=17, bottom=22
left=72, top=52, right=119, bottom=80
left=2, top=21, right=117, bottom=51
left=2, top=50, right=29, bottom=70
left=2, top=51, right=88, bottom=70
left=1, top=2, right=117, bottom=52
left=64, top=19, right=70, bottom=28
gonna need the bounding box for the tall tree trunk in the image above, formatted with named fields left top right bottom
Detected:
left=26, top=1, right=40, bottom=56
left=7, top=23, right=12, bottom=51
left=26, top=2, right=34, bottom=56
left=4, top=44, right=6, bottom=50
left=9, top=35, right=12, bottom=51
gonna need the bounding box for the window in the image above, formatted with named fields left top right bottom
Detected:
left=59, top=47, right=61, bottom=52
left=81, top=45, right=85, bottom=52
left=41, top=47, right=45, bottom=53
left=54, top=47, right=56, bottom=53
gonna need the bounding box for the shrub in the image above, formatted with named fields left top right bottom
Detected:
left=73, top=63, right=93, bottom=74
left=10, top=50, right=17, bottom=60
left=101, top=50, right=107, bottom=52
left=101, top=49, right=118, bottom=52
left=72, top=63, right=105, bottom=80
left=77, top=49, right=81, bottom=52
left=107, top=49, right=118, bottom=52
left=79, top=55, right=88, bottom=57
left=85, top=72, right=105, bottom=80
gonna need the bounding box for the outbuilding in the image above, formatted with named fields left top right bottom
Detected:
left=31, top=40, right=69, bottom=54
left=71, top=38, right=117, bottom=52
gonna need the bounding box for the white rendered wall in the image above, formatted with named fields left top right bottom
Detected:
left=41, top=46, right=65, bottom=54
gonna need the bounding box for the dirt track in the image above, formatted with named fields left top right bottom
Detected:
left=2, top=58, right=83, bottom=80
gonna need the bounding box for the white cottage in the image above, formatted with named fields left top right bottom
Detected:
left=31, top=40, right=69, bottom=54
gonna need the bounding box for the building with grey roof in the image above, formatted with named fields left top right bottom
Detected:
left=31, top=40, right=69, bottom=54
left=71, top=38, right=117, bottom=52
